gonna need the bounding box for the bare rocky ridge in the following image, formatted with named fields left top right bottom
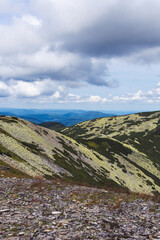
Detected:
left=0, top=178, right=160, bottom=240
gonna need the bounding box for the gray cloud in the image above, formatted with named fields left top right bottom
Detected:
left=0, top=0, right=160, bottom=92
left=59, top=1, right=160, bottom=57
left=0, top=46, right=110, bottom=86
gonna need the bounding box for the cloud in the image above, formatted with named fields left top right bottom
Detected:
left=51, top=81, right=160, bottom=104
left=88, top=95, right=108, bottom=103
left=127, top=47, right=160, bottom=64
left=0, top=6, right=112, bottom=86
left=50, top=86, right=68, bottom=100
left=0, top=81, right=11, bottom=97
left=0, top=0, right=27, bottom=15
left=0, top=78, right=111, bottom=103
left=0, top=79, right=159, bottom=106
left=50, top=93, right=109, bottom=104
left=1, top=0, right=160, bottom=110
left=0, top=16, right=42, bottom=56
left=22, top=15, right=42, bottom=27
left=0, top=46, right=111, bottom=86
left=1, top=0, right=160, bottom=90
left=40, top=0, right=160, bottom=57
left=0, top=79, right=58, bottom=98
left=109, top=82, right=160, bottom=103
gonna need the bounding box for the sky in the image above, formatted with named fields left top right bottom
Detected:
left=0, top=0, right=160, bottom=111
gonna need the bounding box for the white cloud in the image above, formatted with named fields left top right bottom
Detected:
left=12, top=81, right=42, bottom=98
left=0, top=16, right=42, bottom=56
left=32, top=0, right=111, bottom=35
left=0, top=0, right=160, bottom=109
left=0, top=79, right=58, bottom=98
left=1, top=0, right=160, bottom=87
left=0, top=80, right=160, bottom=105
left=0, top=81, right=11, bottom=97
left=22, top=15, right=42, bottom=27
left=88, top=95, right=108, bottom=103
left=0, top=3, right=112, bottom=86
left=109, top=82, right=160, bottom=103
left=0, top=78, right=110, bottom=104
left=50, top=86, right=67, bottom=100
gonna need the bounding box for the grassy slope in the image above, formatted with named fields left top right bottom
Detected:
left=39, top=122, right=66, bottom=132
left=62, top=111, right=160, bottom=194
left=0, top=114, right=160, bottom=193
left=0, top=116, right=122, bottom=187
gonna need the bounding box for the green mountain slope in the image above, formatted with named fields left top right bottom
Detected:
left=62, top=111, right=160, bottom=193
left=0, top=114, right=160, bottom=194
left=39, top=122, right=66, bottom=132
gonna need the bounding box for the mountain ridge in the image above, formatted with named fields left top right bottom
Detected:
left=0, top=109, right=116, bottom=126
left=0, top=111, right=159, bottom=194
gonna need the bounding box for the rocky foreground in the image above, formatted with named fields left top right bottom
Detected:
left=0, top=178, right=160, bottom=240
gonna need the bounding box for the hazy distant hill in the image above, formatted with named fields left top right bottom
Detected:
left=21, top=111, right=115, bottom=126
left=0, top=112, right=160, bottom=194
left=0, top=108, right=116, bottom=126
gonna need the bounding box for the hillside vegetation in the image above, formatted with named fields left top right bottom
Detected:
left=62, top=111, right=160, bottom=194
left=39, top=122, right=66, bottom=131
left=0, top=112, right=160, bottom=194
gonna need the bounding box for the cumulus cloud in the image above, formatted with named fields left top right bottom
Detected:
left=88, top=96, right=108, bottom=103
left=0, top=4, right=111, bottom=86
left=0, top=0, right=160, bottom=107
left=109, top=82, right=160, bottom=103
left=0, top=81, right=11, bottom=97
left=0, top=17, right=42, bottom=56
left=1, top=0, right=160, bottom=89
left=38, top=0, right=160, bottom=57
left=0, top=79, right=59, bottom=98
left=0, top=79, right=159, bottom=105
left=50, top=93, right=109, bottom=104
left=0, top=46, right=110, bottom=86
left=49, top=83, right=160, bottom=104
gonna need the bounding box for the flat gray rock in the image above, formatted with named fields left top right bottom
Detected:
left=0, top=177, right=160, bottom=240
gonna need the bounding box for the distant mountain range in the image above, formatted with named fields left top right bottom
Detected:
left=0, top=108, right=118, bottom=126
left=0, top=110, right=159, bottom=194
left=21, top=111, right=115, bottom=126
